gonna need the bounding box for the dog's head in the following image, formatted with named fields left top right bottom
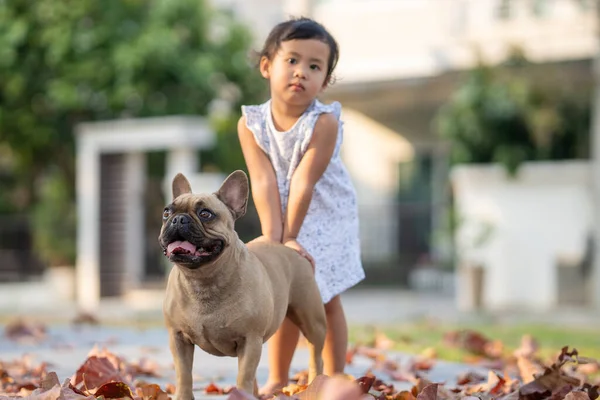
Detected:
left=158, top=170, right=249, bottom=269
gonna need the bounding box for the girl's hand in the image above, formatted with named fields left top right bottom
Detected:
left=284, top=238, right=315, bottom=271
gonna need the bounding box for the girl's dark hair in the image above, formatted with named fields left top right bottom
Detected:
left=258, top=17, right=339, bottom=83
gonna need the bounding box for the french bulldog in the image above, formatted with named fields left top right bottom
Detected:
left=159, top=170, right=327, bottom=398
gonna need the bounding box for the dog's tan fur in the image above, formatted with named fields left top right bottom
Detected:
left=160, top=171, right=326, bottom=398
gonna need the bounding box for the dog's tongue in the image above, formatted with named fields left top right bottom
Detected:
left=167, top=241, right=197, bottom=256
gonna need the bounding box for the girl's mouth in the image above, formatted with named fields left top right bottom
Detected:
left=289, top=83, right=305, bottom=91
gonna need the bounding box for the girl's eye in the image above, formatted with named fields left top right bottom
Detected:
left=163, top=209, right=171, bottom=220
left=198, top=209, right=214, bottom=221
left=310, top=64, right=320, bottom=70
left=287, top=58, right=297, bottom=64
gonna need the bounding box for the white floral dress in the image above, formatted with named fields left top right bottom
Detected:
left=241, top=99, right=365, bottom=303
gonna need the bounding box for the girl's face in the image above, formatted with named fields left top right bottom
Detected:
left=260, top=39, right=330, bottom=107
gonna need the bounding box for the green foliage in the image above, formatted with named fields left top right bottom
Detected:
left=0, top=0, right=265, bottom=264
left=32, top=169, right=76, bottom=266
left=0, top=0, right=264, bottom=207
left=435, top=61, right=590, bottom=176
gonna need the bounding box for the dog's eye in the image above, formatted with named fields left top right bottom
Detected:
left=198, top=209, right=214, bottom=221
left=163, top=209, right=171, bottom=220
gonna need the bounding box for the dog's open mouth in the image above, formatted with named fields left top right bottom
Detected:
left=165, top=239, right=224, bottom=264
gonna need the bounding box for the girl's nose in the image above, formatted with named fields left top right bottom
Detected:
left=293, top=66, right=307, bottom=79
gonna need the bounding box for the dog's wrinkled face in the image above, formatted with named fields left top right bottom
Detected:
left=159, top=171, right=249, bottom=269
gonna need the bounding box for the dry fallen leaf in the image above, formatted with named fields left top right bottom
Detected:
left=93, top=381, right=134, bottom=399
left=374, top=331, right=396, bottom=351
left=205, top=382, right=226, bottom=395
left=514, top=334, right=539, bottom=359
left=518, top=356, right=545, bottom=383
left=4, top=319, right=47, bottom=344
left=2, top=329, right=600, bottom=400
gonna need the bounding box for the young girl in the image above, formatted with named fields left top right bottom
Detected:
left=237, top=17, right=365, bottom=395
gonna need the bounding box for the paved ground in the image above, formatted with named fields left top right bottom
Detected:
left=3, top=285, right=600, bottom=398
left=0, top=287, right=500, bottom=399
left=0, top=324, right=489, bottom=399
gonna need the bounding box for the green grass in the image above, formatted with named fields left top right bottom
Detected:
left=349, top=321, right=600, bottom=364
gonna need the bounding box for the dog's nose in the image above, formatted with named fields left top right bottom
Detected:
left=172, top=214, right=190, bottom=225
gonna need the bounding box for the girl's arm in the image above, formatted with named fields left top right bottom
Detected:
left=282, top=113, right=338, bottom=242
left=238, top=116, right=283, bottom=242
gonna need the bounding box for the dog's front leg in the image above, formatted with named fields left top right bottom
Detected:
left=236, top=336, right=262, bottom=395
left=169, top=330, right=195, bottom=400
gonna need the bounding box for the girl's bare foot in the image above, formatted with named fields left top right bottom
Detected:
left=258, top=381, right=286, bottom=396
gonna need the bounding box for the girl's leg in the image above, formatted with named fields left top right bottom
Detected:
left=323, top=295, right=348, bottom=375
left=260, top=294, right=348, bottom=394
left=259, top=317, right=300, bottom=394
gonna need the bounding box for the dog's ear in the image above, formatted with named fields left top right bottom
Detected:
left=172, top=173, right=192, bottom=200
left=215, top=170, right=249, bottom=220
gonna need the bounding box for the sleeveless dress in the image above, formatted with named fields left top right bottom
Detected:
left=241, top=99, right=365, bottom=303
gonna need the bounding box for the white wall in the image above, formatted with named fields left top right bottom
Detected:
left=452, top=161, right=593, bottom=311
left=340, top=109, right=414, bottom=261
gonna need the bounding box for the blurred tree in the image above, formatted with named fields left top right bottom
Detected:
left=435, top=56, right=590, bottom=175
left=0, top=0, right=265, bottom=265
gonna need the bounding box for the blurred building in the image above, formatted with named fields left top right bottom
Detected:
left=6, top=0, right=596, bottom=312
left=210, top=0, right=598, bottom=288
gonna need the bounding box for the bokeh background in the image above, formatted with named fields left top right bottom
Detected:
left=0, top=0, right=599, bottom=319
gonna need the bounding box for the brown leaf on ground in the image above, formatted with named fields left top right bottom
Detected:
left=127, top=358, right=161, bottom=378
left=356, top=375, right=376, bottom=393
left=577, top=363, right=600, bottom=376
left=387, top=368, right=418, bottom=383
left=290, top=370, right=308, bottom=386
left=372, top=376, right=396, bottom=396
left=410, top=358, right=435, bottom=372
left=416, top=383, right=438, bottom=400
left=484, top=339, right=504, bottom=359
left=580, top=383, right=600, bottom=400
left=514, top=335, right=539, bottom=359
left=518, top=355, right=581, bottom=400
left=551, top=385, right=578, bottom=400
left=205, top=382, right=226, bottom=394
left=22, top=383, right=62, bottom=400
left=443, top=330, right=489, bottom=357
left=0, top=356, right=49, bottom=395
left=475, top=371, right=506, bottom=396
left=71, top=356, right=128, bottom=393
left=356, top=345, right=386, bottom=361
left=135, top=383, right=171, bottom=400
left=518, top=356, right=546, bottom=383
left=374, top=332, right=396, bottom=351
left=93, top=381, right=134, bottom=399
left=421, top=348, right=437, bottom=360
left=85, top=346, right=124, bottom=371
left=346, top=346, right=357, bottom=365
left=564, top=391, right=592, bottom=400
left=11, top=374, right=95, bottom=400
left=4, top=319, right=47, bottom=344
left=393, top=390, right=417, bottom=400
left=456, top=371, right=487, bottom=386
left=164, top=383, right=176, bottom=395
left=377, top=358, right=400, bottom=372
